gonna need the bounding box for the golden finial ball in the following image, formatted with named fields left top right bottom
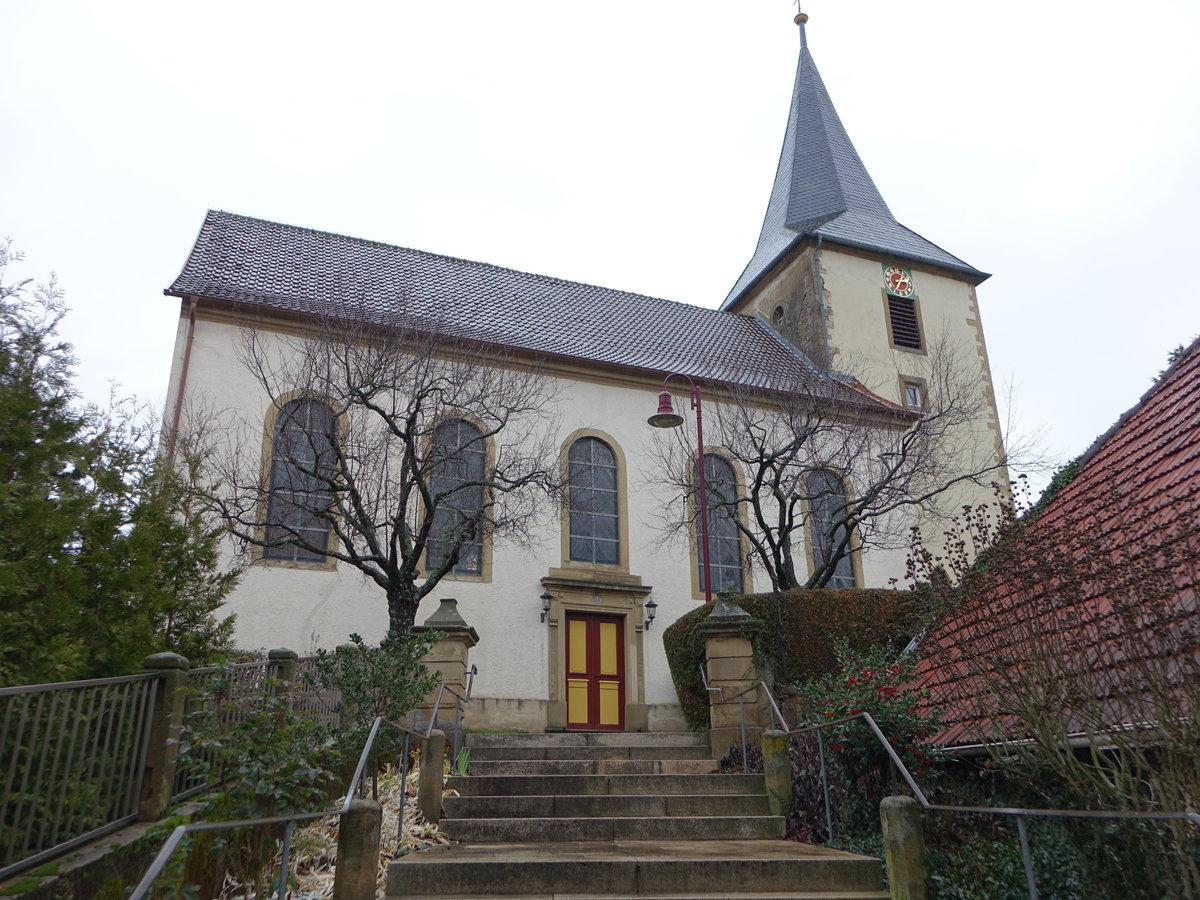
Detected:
left=794, top=12, right=809, bottom=25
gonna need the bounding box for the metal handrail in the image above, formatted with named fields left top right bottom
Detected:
left=699, top=668, right=786, bottom=773
left=753, top=680, right=1200, bottom=900
left=423, top=667, right=478, bottom=761
left=129, top=713, right=435, bottom=900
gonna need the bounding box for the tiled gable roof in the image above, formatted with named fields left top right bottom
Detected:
left=723, top=25, right=986, bottom=311
left=166, top=210, right=897, bottom=410
left=915, top=337, right=1200, bottom=748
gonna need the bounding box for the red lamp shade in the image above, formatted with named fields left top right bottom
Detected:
left=647, top=391, right=684, bottom=429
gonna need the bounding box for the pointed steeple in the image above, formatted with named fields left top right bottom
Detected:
left=723, top=14, right=986, bottom=311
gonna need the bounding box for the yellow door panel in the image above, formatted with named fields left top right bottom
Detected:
left=568, top=679, right=589, bottom=724
left=599, top=622, right=618, bottom=676
left=569, top=620, right=587, bottom=673
left=598, top=681, right=620, bottom=726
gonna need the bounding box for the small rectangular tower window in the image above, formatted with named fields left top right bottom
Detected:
left=900, top=376, right=926, bottom=411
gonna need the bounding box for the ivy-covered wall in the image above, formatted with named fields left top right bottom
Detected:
left=663, top=589, right=926, bottom=731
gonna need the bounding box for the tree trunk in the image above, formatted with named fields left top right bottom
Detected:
left=386, top=582, right=420, bottom=642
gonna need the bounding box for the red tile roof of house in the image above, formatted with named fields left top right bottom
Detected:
left=915, top=337, right=1200, bottom=749
left=166, top=211, right=906, bottom=415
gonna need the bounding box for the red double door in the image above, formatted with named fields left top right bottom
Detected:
left=565, top=612, right=625, bottom=730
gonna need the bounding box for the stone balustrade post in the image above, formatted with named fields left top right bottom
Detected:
left=880, top=795, right=928, bottom=900
left=761, top=728, right=793, bottom=818
left=418, top=729, right=447, bottom=825
left=333, top=797, right=383, bottom=900
left=138, top=652, right=190, bottom=821
left=268, top=647, right=299, bottom=711
left=335, top=642, right=357, bottom=730
left=698, top=597, right=767, bottom=760
left=412, top=598, right=480, bottom=732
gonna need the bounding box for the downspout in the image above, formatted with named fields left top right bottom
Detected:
left=166, top=296, right=199, bottom=465
left=812, top=236, right=833, bottom=371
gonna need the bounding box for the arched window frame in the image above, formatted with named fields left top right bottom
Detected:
left=423, top=415, right=491, bottom=581
left=804, top=468, right=860, bottom=589
left=689, top=450, right=749, bottom=599
left=560, top=431, right=628, bottom=572
left=260, top=394, right=338, bottom=568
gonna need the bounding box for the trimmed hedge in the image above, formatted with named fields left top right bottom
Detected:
left=663, top=589, right=926, bottom=731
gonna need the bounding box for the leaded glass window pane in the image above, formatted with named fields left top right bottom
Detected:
left=696, top=454, right=743, bottom=594
left=427, top=418, right=486, bottom=576
left=807, top=468, right=856, bottom=589
left=264, top=398, right=336, bottom=562
left=568, top=437, right=619, bottom=565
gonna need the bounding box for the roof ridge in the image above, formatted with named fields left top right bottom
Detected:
left=1059, top=335, right=1200, bottom=480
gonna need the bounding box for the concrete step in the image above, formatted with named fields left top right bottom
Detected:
left=465, top=732, right=709, bottom=749
left=440, top=815, right=786, bottom=842
left=442, top=793, right=772, bottom=819
left=469, top=758, right=718, bottom=776
left=468, top=759, right=719, bottom=777
left=469, top=744, right=714, bottom=761
left=446, top=773, right=765, bottom=797
left=385, top=840, right=886, bottom=898
left=400, top=895, right=888, bottom=899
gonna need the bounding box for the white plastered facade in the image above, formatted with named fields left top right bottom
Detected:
left=165, top=307, right=914, bottom=732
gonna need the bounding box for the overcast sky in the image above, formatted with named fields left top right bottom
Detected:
left=3, top=1, right=1198, bottom=490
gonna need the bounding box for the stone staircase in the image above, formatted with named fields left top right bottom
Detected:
left=386, top=732, right=886, bottom=899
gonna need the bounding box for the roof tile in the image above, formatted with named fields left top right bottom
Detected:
left=167, top=210, right=897, bottom=411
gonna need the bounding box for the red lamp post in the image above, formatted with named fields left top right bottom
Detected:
left=647, top=373, right=713, bottom=605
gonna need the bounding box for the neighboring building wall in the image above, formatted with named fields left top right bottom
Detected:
left=171, top=307, right=912, bottom=730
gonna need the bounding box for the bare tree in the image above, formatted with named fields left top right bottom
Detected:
left=195, top=309, right=560, bottom=639
left=649, top=338, right=1014, bottom=591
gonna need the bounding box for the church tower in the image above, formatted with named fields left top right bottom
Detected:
left=725, top=11, right=1007, bottom=519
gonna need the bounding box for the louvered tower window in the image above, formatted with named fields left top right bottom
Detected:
left=887, top=296, right=923, bottom=351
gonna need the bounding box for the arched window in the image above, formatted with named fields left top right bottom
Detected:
left=427, top=418, right=486, bottom=576
left=568, top=437, right=619, bottom=565
left=697, top=454, right=744, bottom=594
left=806, top=468, right=857, bottom=589
left=264, top=398, right=336, bottom=562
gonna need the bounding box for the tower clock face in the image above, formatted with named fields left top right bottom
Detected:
left=883, top=266, right=914, bottom=297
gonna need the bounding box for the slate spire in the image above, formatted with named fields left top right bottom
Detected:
left=723, top=13, right=985, bottom=310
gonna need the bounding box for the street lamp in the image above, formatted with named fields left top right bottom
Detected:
left=647, top=373, right=713, bottom=605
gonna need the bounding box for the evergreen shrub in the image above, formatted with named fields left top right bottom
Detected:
left=662, top=588, right=925, bottom=730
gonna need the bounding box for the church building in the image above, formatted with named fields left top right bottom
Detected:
left=162, top=14, right=1004, bottom=732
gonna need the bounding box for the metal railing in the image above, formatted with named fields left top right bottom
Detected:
left=1, top=673, right=159, bottom=879
left=698, top=666, right=790, bottom=774
left=292, top=655, right=341, bottom=729
left=418, top=664, right=477, bottom=761
left=170, top=659, right=279, bottom=803
left=751, top=680, right=1200, bottom=900
left=131, top=714, right=425, bottom=900
left=131, top=665, right=479, bottom=900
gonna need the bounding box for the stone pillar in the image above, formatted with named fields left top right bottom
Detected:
left=417, top=729, right=447, bottom=825
left=762, top=728, right=792, bottom=818
left=698, top=597, right=767, bottom=759
left=138, top=652, right=190, bottom=821
left=268, top=647, right=299, bottom=711
left=412, top=598, right=480, bottom=731
left=333, top=797, right=382, bottom=900
left=335, top=642, right=357, bottom=730
left=880, top=795, right=928, bottom=900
